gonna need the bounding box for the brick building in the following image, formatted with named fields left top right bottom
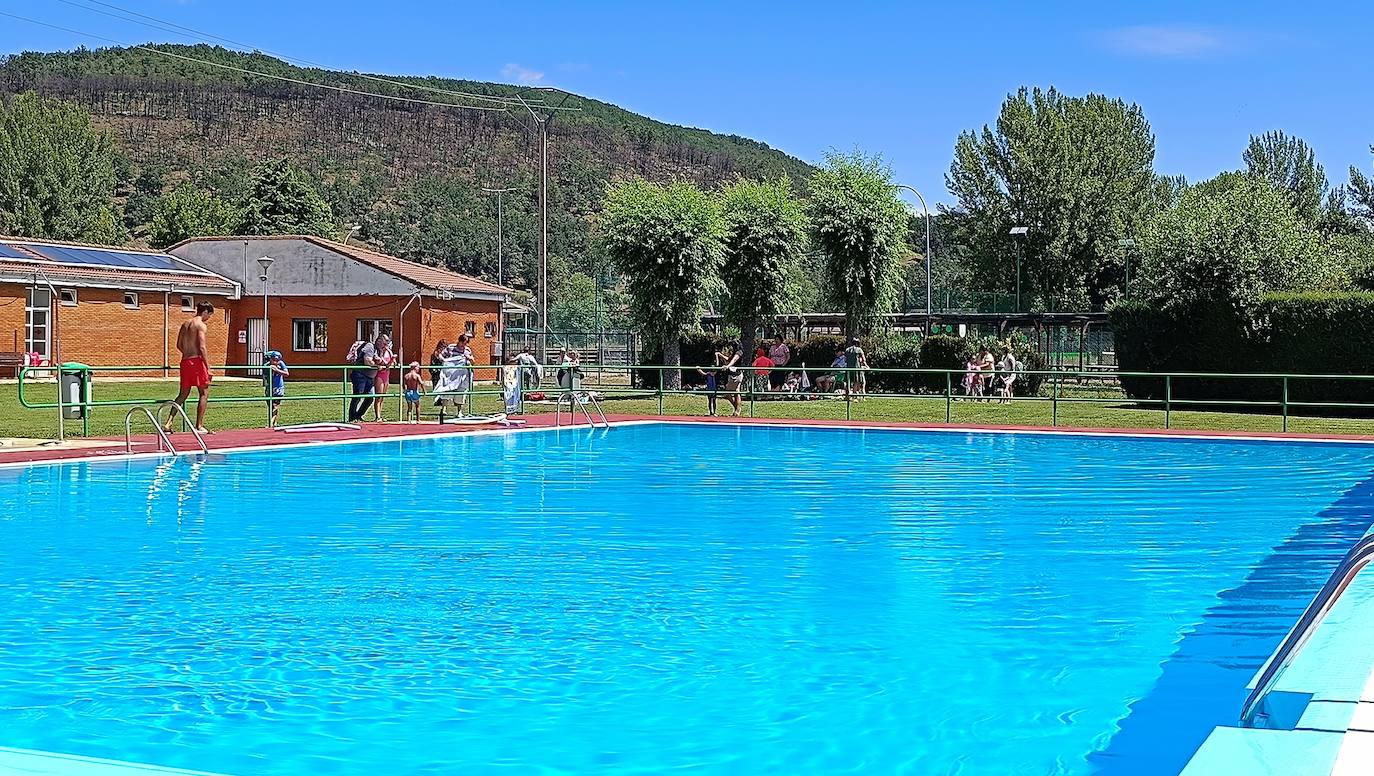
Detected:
left=0, top=235, right=513, bottom=379
left=0, top=237, right=239, bottom=375
left=169, top=236, right=513, bottom=375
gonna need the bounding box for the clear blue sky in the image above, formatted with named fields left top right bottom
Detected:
left=3, top=0, right=1372, bottom=209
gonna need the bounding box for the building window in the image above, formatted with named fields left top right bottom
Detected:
left=356, top=319, right=393, bottom=343
left=123, top=292, right=140, bottom=310
left=180, top=295, right=194, bottom=312
left=465, top=320, right=476, bottom=337
left=25, top=288, right=50, bottom=360
left=483, top=322, right=496, bottom=338
left=59, top=289, right=77, bottom=306
left=293, top=319, right=328, bottom=352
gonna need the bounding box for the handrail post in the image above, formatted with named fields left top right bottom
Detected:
left=945, top=370, right=952, bottom=424
left=845, top=367, right=853, bottom=421
left=657, top=367, right=664, bottom=416
left=1165, top=375, right=1172, bottom=430
left=1052, top=371, right=1059, bottom=427
left=1282, top=376, right=1289, bottom=433
left=341, top=367, right=350, bottom=423
left=749, top=370, right=756, bottom=418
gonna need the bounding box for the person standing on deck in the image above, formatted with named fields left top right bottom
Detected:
left=768, top=338, right=791, bottom=391
left=166, top=301, right=216, bottom=434
left=347, top=336, right=383, bottom=422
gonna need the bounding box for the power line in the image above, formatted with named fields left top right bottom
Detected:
left=48, top=0, right=566, bottom=110
left=0, top=9, right=512, bottom=112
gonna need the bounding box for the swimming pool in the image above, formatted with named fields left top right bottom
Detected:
left=2, top=423, right=1373, bottom=774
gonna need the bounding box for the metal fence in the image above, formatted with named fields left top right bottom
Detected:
left=500, top=329, right=638, bottom=369
left=17, top=362, right=1374, bottom=440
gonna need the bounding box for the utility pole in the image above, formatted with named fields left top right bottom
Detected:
left=482, top=186, right=516, bottom=287
left=1010, top=226, right=1030, bottom=312
left=511, top=88, right=574, bottom=352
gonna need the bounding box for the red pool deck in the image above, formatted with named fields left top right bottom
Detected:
left=3, top=415, right=1374, bottom=467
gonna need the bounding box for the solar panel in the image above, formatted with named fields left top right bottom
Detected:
left=0, top=243, right=32, bottom=259
left=22, top=244, right=187, bottom=271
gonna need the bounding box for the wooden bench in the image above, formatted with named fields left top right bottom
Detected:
left=0, top=352, right=24, bottom=378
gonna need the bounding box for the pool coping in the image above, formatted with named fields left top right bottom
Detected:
left=5, top=414, right=1374, bottom=469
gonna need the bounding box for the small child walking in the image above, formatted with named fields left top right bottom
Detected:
left=402, top=361, right=424, bottom=423
left=266, top=350, right=288, bottom=428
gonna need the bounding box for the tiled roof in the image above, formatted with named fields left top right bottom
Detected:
left=0, top=236, right=238, bottom=292
left=169, top=235, right=514, bottom=297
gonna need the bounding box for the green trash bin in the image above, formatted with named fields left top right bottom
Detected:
left=59, top=362, right=91, bottom=420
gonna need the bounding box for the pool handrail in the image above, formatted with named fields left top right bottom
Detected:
left=124, top=405, right=173, bottom=454
left=1240, top=532, right=1374, bottom=726
left=157, top=401, right=210, bottom=455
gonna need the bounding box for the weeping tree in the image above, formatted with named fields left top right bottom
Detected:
left=719, top=177, right=809, bottom=358
left=807, top=151, right=909, bottom=343
left=601, top=179, right=725, bottom=389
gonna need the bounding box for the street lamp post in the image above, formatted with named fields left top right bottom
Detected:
left=1118, top=238, right=1136, bottom=296
left=341, top=224, right=361, bottom=246
left=256, top=256, right=274, bottom=358
left=895, top=184, right=933, bottom=328
left=482, top=186, right=516, bottom=287
left=1009, top=226, right=1029, bottom=312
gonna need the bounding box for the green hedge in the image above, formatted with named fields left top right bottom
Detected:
left=1109, top=293, right=1374, bottom=407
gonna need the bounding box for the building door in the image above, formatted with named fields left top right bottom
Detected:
left=25, top=288, right=50, bottom=361
left=245, top=318, right=265, bottom=377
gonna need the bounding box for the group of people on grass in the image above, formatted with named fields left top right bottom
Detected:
left=962, top=346, right=1023, bottom=403
left=698, top=338, right=871, bottom=416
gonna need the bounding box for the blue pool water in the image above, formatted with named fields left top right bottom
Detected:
left=2, top=423, right=1374, bottom=775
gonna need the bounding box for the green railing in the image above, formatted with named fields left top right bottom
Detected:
left=16, top=362, right=1374, bottom=437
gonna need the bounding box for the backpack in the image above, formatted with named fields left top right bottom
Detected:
left=346, top=340, right=367, bottom=364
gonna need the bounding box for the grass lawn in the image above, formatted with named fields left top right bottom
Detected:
left=7, top=377, right=1374, bottom=440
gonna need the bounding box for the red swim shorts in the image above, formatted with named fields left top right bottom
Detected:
left=180, top=356, right=212, bottom=392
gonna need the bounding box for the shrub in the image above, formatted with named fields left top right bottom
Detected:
left=1110, top=292, right=1374, bottom=407
left=863, top=332, right=924, bottom=393
left=917, top=335, right=973, bottom=394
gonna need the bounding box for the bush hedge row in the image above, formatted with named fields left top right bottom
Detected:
left=1109, top=292, right=1374, bottom=406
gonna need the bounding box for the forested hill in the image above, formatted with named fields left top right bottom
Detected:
left=0, top=44, right=813, bottom=293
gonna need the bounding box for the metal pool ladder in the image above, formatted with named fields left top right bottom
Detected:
left=1241, top=532, right=1374, bottom=726
left=124, top=402, right=209, bottom=455
left=554, top=391, right=609, bottom=429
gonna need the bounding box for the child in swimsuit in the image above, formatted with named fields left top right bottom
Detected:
left=403, top=362, right=424, bottom=424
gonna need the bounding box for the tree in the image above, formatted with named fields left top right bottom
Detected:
left=0, top=92, right=124, bottom=243
left=806, top=151, right=908, bottom=342
left=549, top=272, right=599, bottom=332
left=718, top=177, right=808, bottom=357
left=149, top=183, right=237, bottom=248
left=1347, top=147, right=1374, bottom=229
left=600, top=179, right=724, bottom=388
left=1137, top=172, right=1335, bottom=319
left=945, top=87, right=1158, bottom=309
left=236, top=157, right=335, bottom=236
left=1244, top=130, right=1327, bottom=223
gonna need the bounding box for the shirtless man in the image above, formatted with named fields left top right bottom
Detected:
left=167, top=301, right=216, bottom=433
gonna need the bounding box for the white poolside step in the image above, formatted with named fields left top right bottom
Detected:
left=1180, top=727, right=1345, bottom=775
left=0, top=747, right=224, bottom=776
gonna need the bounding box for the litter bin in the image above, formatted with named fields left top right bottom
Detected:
left=60, top=363, right=91, bottom=420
